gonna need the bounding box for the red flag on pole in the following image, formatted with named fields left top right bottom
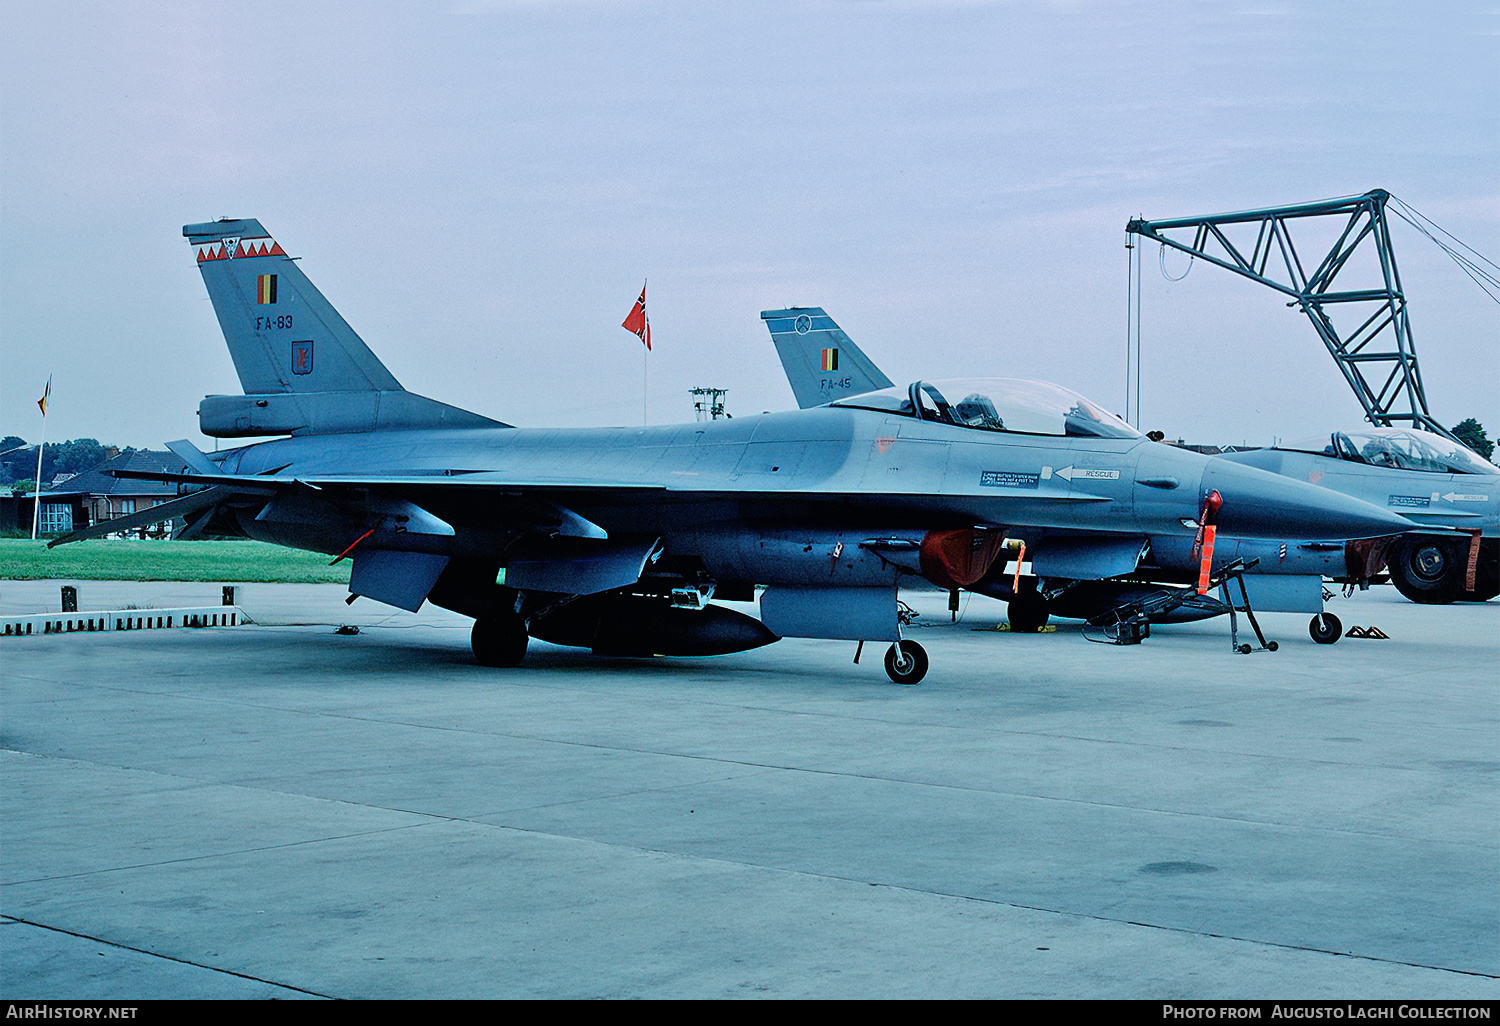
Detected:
left=622, top=282, right=651, bottom=351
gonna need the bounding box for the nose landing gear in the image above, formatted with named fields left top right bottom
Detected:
left=884, top=640, right=929, bottom=685
left=1309, top=612, right=1343, bottom=645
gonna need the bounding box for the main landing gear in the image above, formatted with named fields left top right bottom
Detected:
left=1388, top=535, right=1499, bottom=604
left=1007, top=582, right=1050, bottom=633
left=471, top=614, right=529, bottom=667
left=1388, top=536, right=1465, bottom=604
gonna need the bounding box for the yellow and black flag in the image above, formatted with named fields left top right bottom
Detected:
left=37, top=375, right=51, bottom=416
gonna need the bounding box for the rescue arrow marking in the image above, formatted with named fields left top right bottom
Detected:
left=1054, top=465, right=1121, bottom=482
left=1441, top=492, right=1489, bottom=503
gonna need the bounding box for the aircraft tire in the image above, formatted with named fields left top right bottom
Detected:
left=1387, top=536, right=1466, bottom=605
left=472, top=615, right=529, bottom=667
left=1308, top=612, right=1342, bottom=645
left=884, top=641, right=928, bottom=685
left=1007, top=591, right=1050, bottom=633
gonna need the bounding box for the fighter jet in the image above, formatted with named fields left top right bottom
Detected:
left=1217, top=430, right=1498, bottom=603
left=51, top=223, right=1418, bottom=683
left=762, top=308, right=1486, bottom=641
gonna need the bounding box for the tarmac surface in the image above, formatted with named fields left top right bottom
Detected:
left=1, top=579, right=1496, bottom=999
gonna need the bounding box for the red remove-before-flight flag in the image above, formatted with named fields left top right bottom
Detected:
left=622, top=283, right=651, bottom=351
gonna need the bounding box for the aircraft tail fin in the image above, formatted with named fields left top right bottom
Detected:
left=760, top=307, right=894, bottom=409
left=184, top=218, right=402, bottom=395
left=183, top=219, right=503, bottom=436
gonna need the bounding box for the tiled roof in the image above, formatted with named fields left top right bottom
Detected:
left=43, top=450, right=187, bottom=498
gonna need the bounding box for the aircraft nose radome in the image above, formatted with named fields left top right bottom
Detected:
left=1202, top=460, right=1415, bottom=540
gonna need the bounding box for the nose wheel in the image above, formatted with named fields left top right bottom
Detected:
left=884, top=641, right=929, bottom=685
left=1309, top=612, right=1343, bottom=645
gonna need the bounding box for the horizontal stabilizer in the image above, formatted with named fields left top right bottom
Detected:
left=47, top=487, right=231, bottom=548
left=108, top=467, right=281, bottom=494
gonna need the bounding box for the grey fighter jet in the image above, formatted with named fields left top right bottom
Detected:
left=1217, top=430, right=1499, bottom=603
left=763, top=308, right=1488, bottom=641
left=52, top=223, right=1417, bottom=683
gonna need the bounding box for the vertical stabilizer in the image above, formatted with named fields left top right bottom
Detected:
left=184, top=218, right=403, bottom=394
left=183, top=219, right=503, bottom=436
left=761, top=307, right=894, bottom=408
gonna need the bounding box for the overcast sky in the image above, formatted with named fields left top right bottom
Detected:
left=3, top=0, right=1497, bottom=453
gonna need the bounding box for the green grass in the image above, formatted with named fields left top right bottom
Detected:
left=0, top=539, right=352, bottom=583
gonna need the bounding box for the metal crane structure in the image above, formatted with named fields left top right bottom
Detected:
left=689, top=387, right=731, bottom=421
left=1126, top=189, right=1458, bottom=443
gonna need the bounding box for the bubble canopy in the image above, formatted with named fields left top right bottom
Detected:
left=1279, top=428, right=1500, bottom=476
left=830, top=378, right=1140, bottom=440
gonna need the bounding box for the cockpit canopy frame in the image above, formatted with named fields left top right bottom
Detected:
left=832, top=378, right=1139, bottom=440
left=1281, top=427, right=1499, bottom=476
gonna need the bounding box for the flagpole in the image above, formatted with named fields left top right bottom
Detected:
left=621, top=280, right=650, bottom=426
left=30, top=378, right=49, bottom=541
left=642, top=279, right=649, bottom=427
left=30, top=436, right=44, bottom=540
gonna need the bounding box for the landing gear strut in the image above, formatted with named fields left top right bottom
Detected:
left=472, top=614, right=529, bottom=667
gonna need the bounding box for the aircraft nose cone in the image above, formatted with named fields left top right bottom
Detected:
left=1202, top=459, right=1416, bottom=539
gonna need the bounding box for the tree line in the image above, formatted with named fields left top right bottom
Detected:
left=1451, top=418, right=1494, bottom=460
left=1, top=437, right=118, bottom=491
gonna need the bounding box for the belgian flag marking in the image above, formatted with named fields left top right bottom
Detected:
left=821, top=348, right=839, bottom=372
left=256, top=274, right=278, bottom=304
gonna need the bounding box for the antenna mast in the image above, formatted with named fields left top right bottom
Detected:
left=689, top=387, right=730, bottom=421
